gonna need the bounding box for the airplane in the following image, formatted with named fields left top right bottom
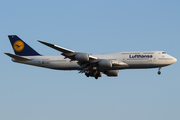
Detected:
left=5, top=35, right=177, bottom=79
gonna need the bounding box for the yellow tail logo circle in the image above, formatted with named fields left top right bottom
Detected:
left=13, top=40, right=24, bottom=52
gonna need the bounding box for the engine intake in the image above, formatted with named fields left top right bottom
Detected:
left=75, top=53, right=89, bottom=61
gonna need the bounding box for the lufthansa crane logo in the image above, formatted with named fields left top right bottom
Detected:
left=13, top=40, right=24, bottom=52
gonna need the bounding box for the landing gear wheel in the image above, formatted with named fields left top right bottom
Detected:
left=158, top=71, right=161, bottom=75
left=157, top=67, right=162, bottom=75
left=85, top=73, right=90, bottom=77
left=95, top=72, right=100, bottom=80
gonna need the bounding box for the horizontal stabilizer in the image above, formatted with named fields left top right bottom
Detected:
left=4, top=53, right=31, bottom=61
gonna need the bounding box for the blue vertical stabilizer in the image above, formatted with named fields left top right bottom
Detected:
left=8, top=35, right=41, bottom=56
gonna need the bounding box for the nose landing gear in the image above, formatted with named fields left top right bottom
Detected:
left=157, top=67, right=162, bottom=75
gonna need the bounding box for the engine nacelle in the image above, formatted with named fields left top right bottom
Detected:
left=104, top=70, right=119, bottom=76
left=98, top=60, right=112, bottom=68
left=75, top=53, right=89, bottom=61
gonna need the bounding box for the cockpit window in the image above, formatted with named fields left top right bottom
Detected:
left=162, top=52, right=166, bottom=54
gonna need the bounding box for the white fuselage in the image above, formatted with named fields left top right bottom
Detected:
left=12, top=51, right=177, bottom=71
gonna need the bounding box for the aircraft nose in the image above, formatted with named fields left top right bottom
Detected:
left=173, top=57, right=177, bottom=63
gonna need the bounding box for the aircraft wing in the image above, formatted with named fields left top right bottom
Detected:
left=38, top=40, right=128, bottom=75
left=38, top=40, right=75, bottom=53
left=38, top=40, right=98, bottom=61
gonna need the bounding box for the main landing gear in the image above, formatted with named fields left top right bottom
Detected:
left=157, top=67, right=162, bottom=75
left=85, top=71, right=101, bottom=79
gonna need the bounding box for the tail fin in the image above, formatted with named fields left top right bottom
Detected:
left=8, top=35, right=41, bottom=56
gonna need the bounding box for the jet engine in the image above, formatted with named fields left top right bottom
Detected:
left=104, top=70, right=119, bottom=76
left=75, top=53, right=89, bottom=61
left=98, top=60, right=112, bottom=68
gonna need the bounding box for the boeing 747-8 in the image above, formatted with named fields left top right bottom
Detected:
left=5, top=35, right=177, bottom=79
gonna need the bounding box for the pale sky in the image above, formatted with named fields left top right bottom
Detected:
left=1, top=0, right=180, bottom=120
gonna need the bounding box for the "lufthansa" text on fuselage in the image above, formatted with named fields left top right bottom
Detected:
left=129, top=55, right=153, bottom=58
